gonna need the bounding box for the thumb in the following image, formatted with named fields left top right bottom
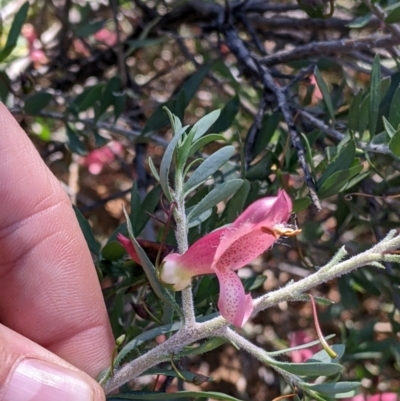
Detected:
left=0, top=324, right=106, bottom=401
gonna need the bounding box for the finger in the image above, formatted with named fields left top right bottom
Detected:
left=0, top=324, right=105, bottom=401
left=0, top=103, right=114, bottom=377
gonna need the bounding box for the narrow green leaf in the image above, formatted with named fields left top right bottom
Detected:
left=143, top=367, right=213, bottom=383
left=123, top=208, right=183, bottom=319
left=114, top=321, right=182, bottom=368
left=189, top=134, right=227, bottom=156
left=176, top=337, right=226, bottom=357
left=318, top=163, right=363, bottom=199
left=164, top=106, right=182, bottom=134
left=72, top=85, right=103, bottom=113
left=308, top=344, right=346, bottom=362
left=142, top=64, right=210, bottom=134
left=292, top=197, right=312, bottom=212
left=148, top=157, right=160, bottom=181
left=210, top=96, right=240, bottom=133
left=130, top=182, right=141, bottom=233
left=176, top=129, right=197, bottom=172
left=73, top=206, right=100, bottom=256
left=318, top=142, right=355, bottom=186
left=66, top=125, right=87, bottom=155
left=187, top=208, right=213, bottom=228
left=136, top=185, right=162, bottom=235
left=358, top=94, right=369, bottom=137
left=389, top=86, right=400, bottom=128
left=107, top=390, right=245, bottom=401
left=99, top=76, right=122, bottom=116
left=273, top=361, right=342, bottom=376
left=188, top=179, right=243, bottom=222
left=314, top=67, right=335, bottom=122
left=0, top=2, right=29, bottom=62
left=303, top=382, right=360, bottom=396
left=24, top=92, right=53, bottom=114
left=191, top=109, right=221, bottom=141
left=159, top=125, right=188, bottom=201
left=382, top=115, right=396, bottom=138
left=183, top=146, right=235, bottom=195
left=224, top=179, right=250, bottom=223
left=73, top=20, right=105, bottom=37
left=269, top=335, right=336, bottom=357
left=369, top=55, right=381, bottom=136
left=348, top=90, right=363, bottom=134
left=389, top=129, right=400, bottom=156
left=385, top=4, right=400, bottom=23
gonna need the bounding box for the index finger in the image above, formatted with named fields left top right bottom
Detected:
left=0, top=103, right=114, bottom=377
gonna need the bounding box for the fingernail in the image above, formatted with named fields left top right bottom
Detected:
left=4, top=359, right=94, bottom=401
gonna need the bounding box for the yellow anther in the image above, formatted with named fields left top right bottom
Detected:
left=261, top=226, right=302, bottom=238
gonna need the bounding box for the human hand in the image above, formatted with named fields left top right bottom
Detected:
left=0, top=103, right=115, bottom=401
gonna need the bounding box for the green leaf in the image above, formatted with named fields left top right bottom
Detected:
left=72, top=85, right=103, bottom=113
left=309, top=344, right=346, bottom=362
left=389, top=129, right=400, bottom=156
left=148, top=157, right=160, bottom=181
left=159, top=125, right=188, bottom=201
left=101, top=241, right=126, bottom=261
left=144, top=367, right=213, bottom=383
left=73, top=20, right=105, bottom=37
left=99, top=76, right=122, bottom=116
left=389, top=86, right=400, bottom=128
left=292, top=197, right=312, bottom=212
left=303, top=382, right=360, bottom=396
left=242, top=275, right=266, bottom=291
left=273, top=361, right=342, bottom=377
left=176, top=129, right=197, bottom=172
left=66, top=125, right=87, bottom=155
left=269, top=334, right=336, bottom=357
left=73, top=206, right=100, bottom=257
left=189, top=134, right=227, bottom=156
left=0, top=71, right=10, bottom=102
left=187, top=208, right=213, bottom=228
left=318, top=163, right=363, bottom=199
left=210, top=96, right=240, bottom=133
left=358, top=94, right=369, bottom=137
left=126, top=38, right=165, bottom=53
left=191, top=109, right=221, bottom=141
left=142, top=64, right=211, bottom=134
left=382, top=115, right=396, bottom=138
left=369, top=55, right=381, bottom=136
left=183, top=146, right=236, bottom=195
left=176, top=337, right=226, bottom=357
left=348, top=90, right=363, bottom=134
left=188, top=179, right=243, bottom=222
left=318, top=142, right=355, bottom=186
left=123, top=208, right=183, bottom=320
left=130, top=181, right=141, bottom=233
left=24, top=92, right=53, bottom=114
left=136, top=185, right=162, bottom=235
left=107, top=390, right=245, bottom=401
left=0, top=2, right=29, bottom=62
left=385, top=4, right=400, bottom=23
left=314, top=67, right=335, bottom=122
left=224, top=179, right=250, bottom=223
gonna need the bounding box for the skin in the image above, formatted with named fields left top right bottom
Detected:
left=0, top=103, right=115, bottom=399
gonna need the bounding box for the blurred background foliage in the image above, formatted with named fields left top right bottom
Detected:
left=1, top=0, right=400, bottom=399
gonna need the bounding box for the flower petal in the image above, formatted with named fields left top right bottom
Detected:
left=213, top=190, right=292, bottom=269
left=215, top=229, right=277, bottom=271
left=160, top=227, right=226, bottom=290
left=215, top=268, right=254, bottom=326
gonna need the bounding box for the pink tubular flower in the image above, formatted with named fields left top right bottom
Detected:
left=160, top=190, right=297, bottom=327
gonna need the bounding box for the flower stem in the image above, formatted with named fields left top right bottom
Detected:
left=174, top=171, right=196, bottom=325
